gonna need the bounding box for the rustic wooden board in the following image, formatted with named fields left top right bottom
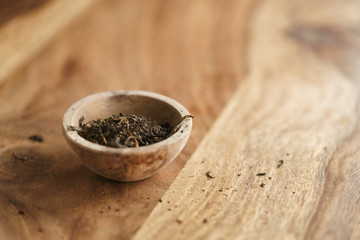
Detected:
left=0, top=0, right=99, bottom=86
left=0, top=0, right=252, bottom=239
left=133, top=0, right=360, bottom=239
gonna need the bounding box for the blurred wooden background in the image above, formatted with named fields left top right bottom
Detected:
left=1, top=0, right=360, bottom=239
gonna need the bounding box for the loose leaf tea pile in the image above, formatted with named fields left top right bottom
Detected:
left=71, top=113, right=192, bottom=148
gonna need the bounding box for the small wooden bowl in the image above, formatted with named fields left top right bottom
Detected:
left=62, top=90, right=192, bottom=182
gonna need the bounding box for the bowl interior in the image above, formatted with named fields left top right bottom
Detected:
left=70, top=93, right=183, bottom=128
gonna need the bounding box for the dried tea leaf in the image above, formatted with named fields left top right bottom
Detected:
left=75, top=113, right=172, bottom=148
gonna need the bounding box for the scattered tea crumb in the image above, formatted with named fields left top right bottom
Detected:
left=159, top=199, right=163, bottom=203
left=167, top=201, right=170, bottom=204
left=260, top=183, right=265, bottom=188
left=115, top=209, right=120, bottom=212
left=267, top=195, right=270, bottom=198
left=285, top=186, right=287, bottom=189
left=219, top=189, right=223, bottom=192
left=277, top=160, right=284, bottom=168
left=203, top=219, right=208, bottom=224
left=292, top=192, right=295, bottom=194
left=99, top=210, right=103, bottom=214
left=256, top=173, right=266, bottom=176
left=176, top=219, right=182, bottom=224
left=268, top=177, right=272, bottom=180
left=168, top=208, right=171, bottom=211
left=17, top=210, right=25, bottom=215
left=108, top=206, right=111, bottom=210
left=237, top=173, right=241, bottom=176
left=147, top=197, right=150, bottom=200
left=38, top=228, right=43, bottom=233
left=13, top=152, right=27, bottom=161
left=29, top=134, right=43, bottom=142
left=206, top=171, right=215, bottom=179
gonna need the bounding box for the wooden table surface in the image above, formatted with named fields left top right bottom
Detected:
left=1, top=0, right=360, bottom=239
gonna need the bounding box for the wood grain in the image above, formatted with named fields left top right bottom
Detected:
left=0, top=0, right=99, bottom=86
left=133, top=0, right=360, bottom=239
left=0, top=0, right=251, bottom=239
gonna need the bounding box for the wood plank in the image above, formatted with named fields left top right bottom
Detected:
left=0, top=0, right=100, bottom=86
left=133, top=0, right=360, bottom=239
left=0, top=0, right=253, bottom=239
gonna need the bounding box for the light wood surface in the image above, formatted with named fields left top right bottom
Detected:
left=134, top=0, right=360, bottom=239
left=1, top=0, right=360, bottom=239
left=0, top=0, right=99, bottom=86
left=0, top=0, right=248, bottom=239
